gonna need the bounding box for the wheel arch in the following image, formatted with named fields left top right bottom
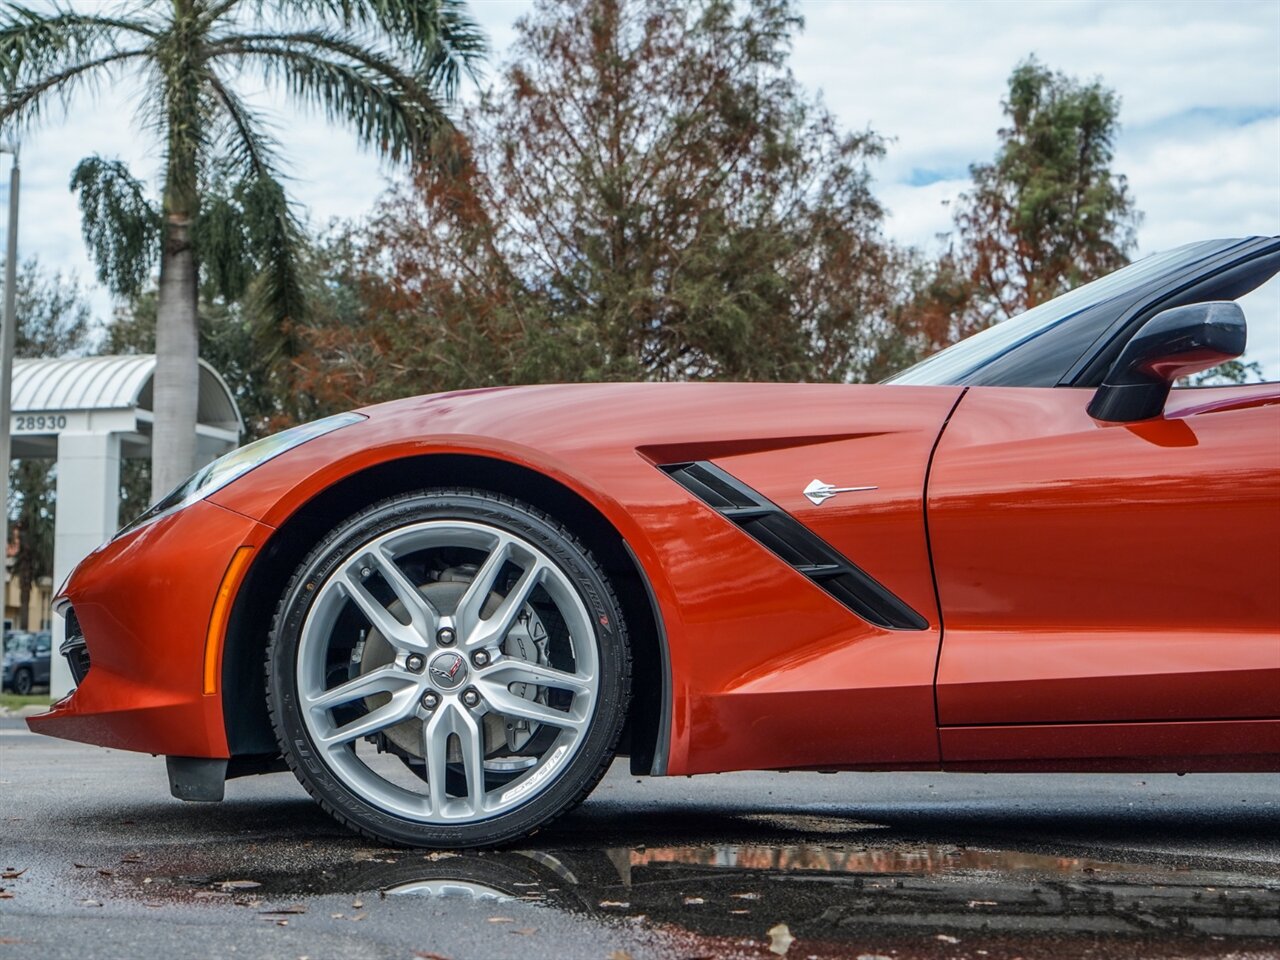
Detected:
left=221, top=453, right=669, bottom=776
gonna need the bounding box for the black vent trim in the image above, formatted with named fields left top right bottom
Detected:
left=661, top=461, right=929, bottom=631
left=59, top=606, right=91, bottom=686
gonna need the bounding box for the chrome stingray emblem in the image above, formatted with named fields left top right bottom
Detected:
left=803, top=478, right=877, bottom=506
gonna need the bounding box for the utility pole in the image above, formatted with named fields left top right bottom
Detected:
left=1, top=143, right=19, bottom=612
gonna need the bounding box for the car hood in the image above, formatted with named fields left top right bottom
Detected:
left=208, top=379, right=963, bottom=530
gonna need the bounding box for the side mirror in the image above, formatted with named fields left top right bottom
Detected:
left=1087, top=301, right=1246, bottom=423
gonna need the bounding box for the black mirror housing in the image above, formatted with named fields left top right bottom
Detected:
left=1087, top=301, right=1246, bottom=423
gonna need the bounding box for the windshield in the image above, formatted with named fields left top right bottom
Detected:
left=887, top=241, right=1222, bottom=386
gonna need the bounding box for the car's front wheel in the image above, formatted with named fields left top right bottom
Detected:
left=267, top=489, right=631, bottom=848
left=11, top=668, right=33, bottom=696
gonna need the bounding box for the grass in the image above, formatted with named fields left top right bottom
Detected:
left=0, top=692, right=52, bottom=711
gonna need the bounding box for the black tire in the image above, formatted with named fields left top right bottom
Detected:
left=12, top=668, right=32, bottom=696
left=267, top=488, right=631, bottom=848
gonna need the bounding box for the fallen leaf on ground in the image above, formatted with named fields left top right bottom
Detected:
left=598, top=900, right=629, bottom=908
left=97, top=869, right=113, bottom=877
left=220, top=880, right=262, bottom=890
left=0, top=892, right=13, bottom=900
left=487, top=917, right=515, bottom=923
left=260, top=904, right=308, bottom=915
left=78, top=899, right=102, bottom=908
left=606, top=952, right=634, bottom=960
left=730, top=909, right=750, bottom=915
left=730, top=892, right=759, bottom=900
left=0, top=869, right=25, bottom=879
left=683, top=896, right=705, bottom=905
left=967, top=900, right=997, bottom=907
left=350, top=913, right=367, bottom=921
left=511, top=928, right=537, bottom=935
left=330, top=913, right=344, bottom=919
left=768, top=922, right=794, bottom=956
left=413, top=952, right=452, bottom=960
left=935, top=934, right=960, bottom=944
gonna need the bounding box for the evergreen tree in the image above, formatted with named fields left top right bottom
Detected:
left=917, top=57, right=1142, bottom=346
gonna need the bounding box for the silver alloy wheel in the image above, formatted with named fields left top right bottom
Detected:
left=296, top=520, right=599, bottom=824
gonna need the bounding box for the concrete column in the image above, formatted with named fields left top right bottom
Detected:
left=50, top=431, right=121, bottom=699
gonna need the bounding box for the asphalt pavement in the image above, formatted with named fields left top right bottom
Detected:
left=1, top=717, right=1277, bottom=959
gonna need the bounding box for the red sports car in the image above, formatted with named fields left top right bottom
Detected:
left=31, top=236, right=1280, bottom=848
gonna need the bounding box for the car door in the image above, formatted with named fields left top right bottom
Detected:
left=671, top=383, right=964, bottom=769
left=929, top=379, right=1280, bottom=737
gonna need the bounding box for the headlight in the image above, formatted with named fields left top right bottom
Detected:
left=118, top=412, right=365, bottom=536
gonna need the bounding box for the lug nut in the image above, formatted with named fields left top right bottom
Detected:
left=471, top=650, right=490, bottom=668
left=461, top=688, right=480, bottom=708
left=406, top=653, right=425, bottom=673
left=420, top=690, right=440, bottom=710
left=436, top=627, right=456, bottom=646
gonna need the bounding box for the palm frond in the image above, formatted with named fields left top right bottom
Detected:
left=205, top=71, right=286, bottom=182
left=210, top=28, right=433, bottom=102
left=240, top=172, right=308, bottom=354
left=201, top=74, right=306, bottom=347
left=0, top=3, right=156, bottom=85
left=194, top=160, right=253, bottom=302
left=214, top=40, right=448, bottom=164
left=419, top=0, right=487, bottom=99
left=68, top=155, right=162, bottom=298
left=1, top=48, right=148, bottom=132
left=263, top=0, right=487, bottom=90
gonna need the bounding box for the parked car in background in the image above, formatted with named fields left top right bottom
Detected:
left=3, top=631, right=51, bottom=695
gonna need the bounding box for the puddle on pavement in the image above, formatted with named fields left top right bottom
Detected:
left=77, top=815, right=1280, bottom=956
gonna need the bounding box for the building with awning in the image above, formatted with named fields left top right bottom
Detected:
left=5, top=355, right=242, bottom=696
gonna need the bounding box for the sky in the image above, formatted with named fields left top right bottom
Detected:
left=2, top=0, right=1279, bottom=375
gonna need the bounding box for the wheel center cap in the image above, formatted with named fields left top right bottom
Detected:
left=427, top=651, right=468, bottom=689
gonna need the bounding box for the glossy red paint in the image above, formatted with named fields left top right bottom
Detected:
left=929, top=384, right=1280, bottom=739
left=27, top=500, right=274, bottom=757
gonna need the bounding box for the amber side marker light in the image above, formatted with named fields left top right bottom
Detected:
left=204, top=546, right=255, bottom=695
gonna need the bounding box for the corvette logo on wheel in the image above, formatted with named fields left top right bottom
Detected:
left=428, top=652, right=466, bottom=688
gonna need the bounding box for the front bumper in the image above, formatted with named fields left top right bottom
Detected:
left=26, top=499, right=273, bottom=758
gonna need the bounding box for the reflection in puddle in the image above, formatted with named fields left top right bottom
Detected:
left=368, top=841, right=1280, bottom=957
left=89, top=821, right=1280, bottom=957
left=624, top=842, right=1165, bottom=877
left=384, top=878, right=514, bottom=902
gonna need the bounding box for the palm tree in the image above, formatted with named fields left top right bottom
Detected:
left=0, top=1, right=485, bottom=499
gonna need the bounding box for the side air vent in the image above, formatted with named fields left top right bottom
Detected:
left=661, top=461, right=928, bottom=631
